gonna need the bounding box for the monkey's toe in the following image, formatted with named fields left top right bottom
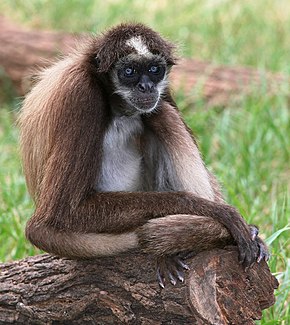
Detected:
left=156, top=254, right=189, bottom=288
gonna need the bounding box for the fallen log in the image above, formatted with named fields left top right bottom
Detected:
left=0, top=247, right=278, bottom=324
left=0, top=16, right=287, bottom=106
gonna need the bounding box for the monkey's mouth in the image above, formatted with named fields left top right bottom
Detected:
left=130, top=96, right=159, bottom=112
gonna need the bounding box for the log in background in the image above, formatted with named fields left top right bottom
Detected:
left=0, top=16, right=287, bottom=105
left=0, top=16, right=280, bottom=324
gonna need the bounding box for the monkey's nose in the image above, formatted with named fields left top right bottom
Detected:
left=137, top=75, right=154, bottom=93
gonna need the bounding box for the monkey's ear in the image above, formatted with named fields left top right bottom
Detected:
left=94, top=45, right=122, bottom=72
left=91, top=54, right=112, bottom=73
left=84, top=37, right=117, bottom=72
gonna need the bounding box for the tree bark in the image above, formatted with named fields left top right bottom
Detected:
left=0, top=16, right=287, bottom=106
left=0, top=247, right=278, bottom=325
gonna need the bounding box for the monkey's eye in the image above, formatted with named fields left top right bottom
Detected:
left=149, top=65, right=161, bottom=74
left=124, top=67, right=136, bottom=77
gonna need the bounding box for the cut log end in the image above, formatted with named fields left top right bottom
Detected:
left=188, top=247, right=278, bottom=324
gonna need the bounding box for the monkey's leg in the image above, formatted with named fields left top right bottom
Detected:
left=137, top=215, right=268, bottom=287
left=137, top=214, right=230, bottom=287
left=138, top=215, right=232, bottom=256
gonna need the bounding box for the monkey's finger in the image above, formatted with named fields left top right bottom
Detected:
left=257, top=244, right=270, bottom=263
left=157, top=257, right=174, bottom=288
left=257, top=245, right=264, bottom=263
left=257, top=252, right=263, bottom=264
left=168, top=271, right=177, bottom=286
left=165, top=256, right=182, bottom=285
left=176, top=258, right=190, bottom=271
left=238, top=235, right=260, bottom=266
left=157, top=267, right=166, bottom=289
left=249, top=225, right=259, bottom=241
left=176, top=269, right=185, bottom=283
left=239, top=244, right=256, bottom=268
left=243, top=249, right=257, bottom=268
left=169, top=258, right=186, bottom=284
left=246, top=243, right=261, bottom=268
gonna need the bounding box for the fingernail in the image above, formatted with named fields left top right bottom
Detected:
left=181, top=262, right=190, bottom=270
left=177, top=271, right=184, bottom=282
left=159, top=282, right=165, bottom=289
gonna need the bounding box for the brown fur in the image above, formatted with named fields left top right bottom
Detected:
left=138, top=215, right=231, bottom=256
left=19, top=23, right=262, bottom=266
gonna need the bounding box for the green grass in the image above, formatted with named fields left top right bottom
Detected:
left=0, top=1, right=289, bottom=323
left=0, top=108, right=40, bottom=260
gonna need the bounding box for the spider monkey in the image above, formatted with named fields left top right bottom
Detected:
left=19, top=23, right=268, bottom=287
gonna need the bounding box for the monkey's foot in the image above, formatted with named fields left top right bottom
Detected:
left=156, top=254, right=190, bottom=288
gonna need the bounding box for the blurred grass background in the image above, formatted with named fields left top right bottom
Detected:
left=0, top=0, right=289, bottom=323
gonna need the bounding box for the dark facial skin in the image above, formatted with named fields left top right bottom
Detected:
left=112, top=55, right=167, bottom=114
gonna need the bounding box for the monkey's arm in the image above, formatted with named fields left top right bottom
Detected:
left=27, top=182, right=257, bottom=266
left=51, top=190, right=247, bottom=235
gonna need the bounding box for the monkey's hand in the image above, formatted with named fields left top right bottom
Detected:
left=249, top=225, right=270, bottom=263
left=217, top=205, right=268, bottom=268
left=211, top=204, right=259, bottom=269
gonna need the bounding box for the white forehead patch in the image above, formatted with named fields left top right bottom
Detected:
left=126, top=36, right=150, bottom=56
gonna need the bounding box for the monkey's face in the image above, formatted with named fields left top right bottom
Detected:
left=111, top=54, right=168, bottom=114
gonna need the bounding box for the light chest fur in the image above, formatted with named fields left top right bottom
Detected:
left=96, top=115, right=143, bottom=192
